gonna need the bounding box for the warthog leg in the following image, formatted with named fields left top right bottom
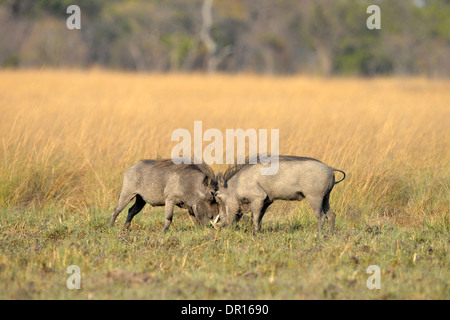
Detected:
left=251, top=200, right=271, bottom=233
left=123, top=195, right=146, bottom=230
left=307, top=195, right=326, bottom=237
left=188, top=207, right=202, bottom=226
left=163, top=200, right=175, bottom=232
left=109, top=193, right=137, bottom=227
left=322, top=191, right=336, bottom=235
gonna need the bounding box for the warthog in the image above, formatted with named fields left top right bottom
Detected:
left=109, top=159, right=218, bottom=231
left=213, top=155, right=345, bottom=235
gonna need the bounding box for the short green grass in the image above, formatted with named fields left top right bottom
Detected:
left=0, top=72, right=449, bottom=299
left=1, top=202, right=448, bottom=299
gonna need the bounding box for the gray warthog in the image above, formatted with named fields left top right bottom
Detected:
left=109, top=159, right=218, bottom=231
left=213, top=155, right=345, bottom=235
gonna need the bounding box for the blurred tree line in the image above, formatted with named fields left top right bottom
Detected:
left=0, top=0, right=449, bottom=76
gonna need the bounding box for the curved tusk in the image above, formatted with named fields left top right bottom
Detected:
left=210, top=221, right=219, bottom=230
left=210, top=214, right=220, bottom=229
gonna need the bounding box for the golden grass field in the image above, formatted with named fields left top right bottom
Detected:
left=1, top=70, right=448, bottom=218
left=0, top=70, right=449, bottom=299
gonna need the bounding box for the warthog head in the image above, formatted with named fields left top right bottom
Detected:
left=211, top=172, right=241, bottom=228
left=194, top=174, right=219, bottom=225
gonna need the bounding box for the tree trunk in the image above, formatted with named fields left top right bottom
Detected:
left=200, top=0, right=217, bottom=73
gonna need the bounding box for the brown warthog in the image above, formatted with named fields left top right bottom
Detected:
left=109, top=159, right=218, bottom=231
left=213, top=156, right=345, bottom=235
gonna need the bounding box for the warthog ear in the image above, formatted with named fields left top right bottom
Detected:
left=217, top=173, right=225, bottom=188
left=202, top=175, right=211, bottom=187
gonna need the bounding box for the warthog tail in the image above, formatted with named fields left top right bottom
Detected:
left=332, top=168, right=346, bottom=184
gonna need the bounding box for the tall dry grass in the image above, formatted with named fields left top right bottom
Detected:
left=0, top=70, right=448, bottom=226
